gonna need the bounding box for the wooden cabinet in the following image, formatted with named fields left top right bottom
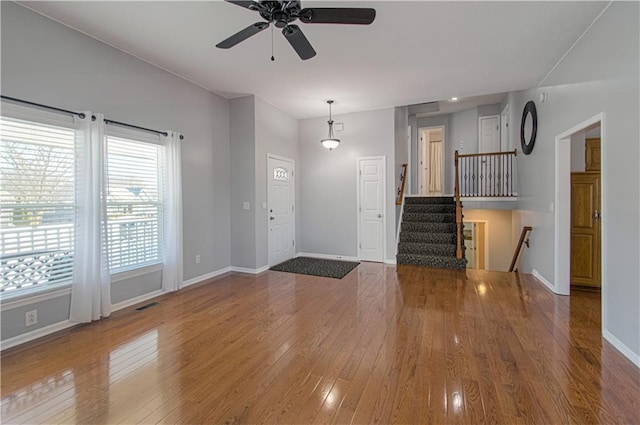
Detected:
left=585, top=138, right=601, bottom=171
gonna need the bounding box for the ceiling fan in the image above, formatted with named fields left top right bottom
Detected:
left=216, top=1, right=376, bottom=60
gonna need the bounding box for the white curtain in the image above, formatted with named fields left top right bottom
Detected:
left=70, top=113, right=111, bottom=322
left=429, top=140, right=443, bottom=193
left=161, top=131, right=183, bottom=292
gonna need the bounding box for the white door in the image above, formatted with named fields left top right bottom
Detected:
left=464, top=223, right=476, bottom=269
left=479, top=116, right=500, bottom=153
left=268, top=156, right=295, bottom=266
left=500, top=104, right=509, bottom=151
left=358, top=157, right=385, bottom=262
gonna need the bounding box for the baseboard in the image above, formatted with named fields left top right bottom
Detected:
left=1, top=320, right=76, bottom=351
left=384, top=259, right=397, bottom=265
left=532, top=269, right=555, bottom=293
left=295, top=252, right=360, bottom=262
left=603, top=329, right=640, bottom=368
left=230, top=265, right=270, bottom=274
left=112, top=289, right=165, bottom=312
left=182, top=267, right=232, bottom=288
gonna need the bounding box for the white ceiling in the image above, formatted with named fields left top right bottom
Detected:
left=19, top=1, right=608, bottom=119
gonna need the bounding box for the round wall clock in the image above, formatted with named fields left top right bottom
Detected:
left=520, top=100, right=537, bottom=155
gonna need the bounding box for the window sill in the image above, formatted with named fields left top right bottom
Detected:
left=1, top=264, right=163, bottom=309
left=1, top=284, right=72, bottom=310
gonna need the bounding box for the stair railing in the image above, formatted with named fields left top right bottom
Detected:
left=457, top=150, right=517, bottom=197
left=509, top=226, right=533, bottom=272
left=454, top=151, right=462, bottom=259
left=396, top=163, right=408, bottom=206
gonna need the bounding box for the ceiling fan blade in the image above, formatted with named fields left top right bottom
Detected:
left=282, top=25, right=316, bottom=60
left=224, top=1, right=262, bottom=11
left=298, top=8, right=376, bottom=25
left=216, top=22, right=269, bottom=49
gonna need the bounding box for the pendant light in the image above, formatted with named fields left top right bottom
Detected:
left=320, top=100, right=340, bottom=151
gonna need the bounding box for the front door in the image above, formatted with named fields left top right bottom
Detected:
left=570, top=172, right=601, bottom=288
left=358, top=157, right=385, bottom=262
left=268, top=156, right=295, bottom=266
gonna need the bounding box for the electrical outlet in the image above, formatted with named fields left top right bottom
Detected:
left=195, top=254, right=201, bottom=264
left=25, top=310, right=38, bottom=327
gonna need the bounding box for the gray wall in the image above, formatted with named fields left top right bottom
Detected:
left=570, top=132, right=586, bottom=172
left=512, top=2, right=639, bottom=359
left=254, top=97, right=299, bottom=268
left=230, top=96, right=256, bottom=269
left=1, top=2, right=231, bottom=341
left=299, top=108, right=396, bottom=261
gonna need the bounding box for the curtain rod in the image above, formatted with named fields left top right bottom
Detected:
left=1, top=94, right=184, bottom=140
left=1, top=95, right=87, bottom=119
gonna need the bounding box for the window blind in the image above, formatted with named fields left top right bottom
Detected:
left=105, top=135, right=162, bottom=272
left=0, top=116, right=75, bottom=293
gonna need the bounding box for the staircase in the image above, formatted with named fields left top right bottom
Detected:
left=397, top=196, right=467, bottom=269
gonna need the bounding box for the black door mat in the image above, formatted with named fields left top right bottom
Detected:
left=270, top=257, right=359, bottom=279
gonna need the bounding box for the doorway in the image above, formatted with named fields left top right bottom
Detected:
left=463, top=221, right=487, bottom=270
left=357, top=156, right=386, bottom=262
left=554, top=114, right=604, bottom=298
left=479, top=115, right=500, bottom=153
left=267, top=155, right=295, bottom=266
left=418, top=126, right=444, bottom=196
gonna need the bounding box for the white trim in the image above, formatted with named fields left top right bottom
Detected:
left=295, top=252, right=360, bottom=262
left=1, top=320, right=76, bottom=351
left=554, top=113, right=604, bottom=297
left=112, top=289, right=165, bottom=312
left=384, top=259, right=397, bottom=265
left=407, top=125, right=412, bottom=194
left=267, top=154, right=296, bottom=267
left=111, top=263, right=163, bottom=283
left=182, top=267, right=232, bottom=288
left=230, top=265, right=270, bottom=274
left=501, top=103, right=510, bottom=151
left=1, top=286, right=71, bottom=310
left=603, top=330, right=640, bottom=368
left=462, top=197, right=518, bottom=202
left=356, top=156, right=387, bottom=263
left=532, top=269, right=556, bottom=293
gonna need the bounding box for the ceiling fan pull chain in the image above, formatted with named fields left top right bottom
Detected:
left=271, top=24, right=275, bottom=61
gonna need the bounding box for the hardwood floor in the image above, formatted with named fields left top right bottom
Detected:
left=2, top=264, right=639, bottom=424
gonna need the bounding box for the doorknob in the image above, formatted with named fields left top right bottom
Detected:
left=377, top=214, right=383, bottom=218
left=270, top=217, right=275, bottom=221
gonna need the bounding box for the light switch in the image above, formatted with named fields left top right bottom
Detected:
left=334, top=122, right=344, bottom=132
left=243, top=202, right=250, bottom=210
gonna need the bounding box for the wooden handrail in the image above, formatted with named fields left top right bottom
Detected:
left=396, top=163, right=407, bottom=205
left=458, top=150, right=517, bottom=158
left=454, top=151, right=462, bottom=259
left=509, top=226, right=533, bottom=272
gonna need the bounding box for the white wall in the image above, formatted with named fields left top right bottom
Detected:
left=512, top=2, right=639, bottom=362
left=299, top=108, right=395, bottom=261
left=1, top=2, right=231, bottom=341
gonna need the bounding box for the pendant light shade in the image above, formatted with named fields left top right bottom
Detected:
left=321, top=100, right=340, bottom=151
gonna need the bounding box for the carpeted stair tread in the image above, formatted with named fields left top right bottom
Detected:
left=404, top=204, right=456, bottom=214
left=402, top=212, right=455, bottom=223
left=397, top=242, right=457, bottom=256
left=405, top=197, right=455, bottom=205
left=397, top=253, right=467, bottom=270
left=397, top=196, right=465, bottom=270
left=400, top=232, right=457, bottom=244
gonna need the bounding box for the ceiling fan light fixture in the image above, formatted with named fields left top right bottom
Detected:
left=321, top=100, right=340, bottom=151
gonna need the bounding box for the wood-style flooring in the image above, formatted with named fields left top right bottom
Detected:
left=1, top=264, right=639, bottom=424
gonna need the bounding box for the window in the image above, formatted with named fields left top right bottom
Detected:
left=0, top=115, right=75, bottom=294
left=105, top=135, right=162, bottom=272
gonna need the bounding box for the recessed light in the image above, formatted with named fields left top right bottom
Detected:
left=449, top=97, right=459, bottom=102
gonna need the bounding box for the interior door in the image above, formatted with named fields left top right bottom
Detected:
left=358, top=157, right=385, bottom=262
left=464, top=223, right=476, bottom=269
left=570, top=172, right=601, bottom=288
left=268, top=156, right=295, bottom=266
left=479, top=116, right=501, bottom=194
